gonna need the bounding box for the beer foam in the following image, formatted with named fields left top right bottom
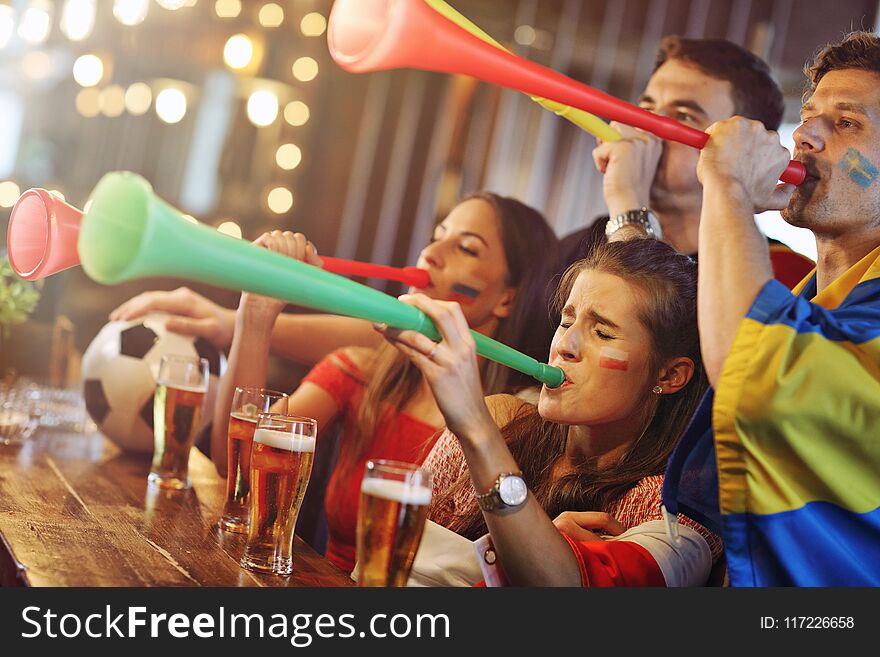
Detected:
left=361, top=478, right=432, bottom=506
left=253, top=428, right=316, bottom=453
left=157, top=381, right=207, bottom=394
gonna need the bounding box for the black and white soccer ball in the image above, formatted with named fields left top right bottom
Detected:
left=81, top=313, right=226, bottom=453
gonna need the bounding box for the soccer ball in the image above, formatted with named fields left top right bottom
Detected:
left=81, top=313, right=226, bottom=453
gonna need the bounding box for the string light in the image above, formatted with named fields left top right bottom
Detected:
left=0, top=181, right=21, bottom=208
left=267, top=187, right=293, bottom=214
left=113, top=0, right=149, bottom=26
left=247, top=90, right=278, bottom=127
left=292, top=57, right=318, bottom=82
left=18, top=1, right=52, bottom=45
left=101, top=85, right=126, bottom=118
left=0, top=6, right=14, bottom=50
left=258, top=3, right=283, bottom=28
left=124, top=82, right=152, bottom=115
left=155, top=88, right=187, bottom=123
left=283, top=101, right=309, bottom=127
left=214, top=0, right=240, bottom=18
left=22, top=52, right=53, bottom=81
left=156, top=0, right=187, bottom=9
left=223, top=34, right=253, bottom=70
left=217, top=221, right=242, bottom=238
left=61, top=0, right=96, bottom=42
left=75, top=88, right=102, bottom=117
left=514, top=25, right=537, bottom=46
left=300, top=13, right=326, bottom=37
left=275, top=144, right=302, bottom=171
left=73, top=54, right=104, bottom=88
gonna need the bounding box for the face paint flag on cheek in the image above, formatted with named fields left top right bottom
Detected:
left=839, top=147, right=879, bottom=188
left=449, top=278, right=485, bottom=306
left=599, top=345, right=629, bottom=371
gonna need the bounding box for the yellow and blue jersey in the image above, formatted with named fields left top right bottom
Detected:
left=664, top=244, right=880, bottom=586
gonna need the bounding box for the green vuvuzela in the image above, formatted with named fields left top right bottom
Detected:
left=77, top=172, right=564, bottom=388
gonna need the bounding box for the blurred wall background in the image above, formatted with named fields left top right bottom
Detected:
left=1, top=0, right=878, bottom=383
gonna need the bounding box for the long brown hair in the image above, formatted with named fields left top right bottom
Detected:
left=337, top=192, right=560, bottom=477
left=438, top=240, right=706, bottom=539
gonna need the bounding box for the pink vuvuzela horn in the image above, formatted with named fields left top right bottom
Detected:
left=7, top=188, right=82, bottom=281
left=5, top=189, right=431, bottom=287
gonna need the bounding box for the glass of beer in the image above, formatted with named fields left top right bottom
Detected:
left=148, top=355, right=209, bottom=490
left=356, top=460, right=433, bottom=587
left=219, top=387, right=289, bottom=533
left=240, top=414, right=317, bottom=576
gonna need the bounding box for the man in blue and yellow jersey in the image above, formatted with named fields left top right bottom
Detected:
left=668, top=31, right=880, bottom=586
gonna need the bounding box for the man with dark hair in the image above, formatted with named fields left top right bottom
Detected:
left=561, top=36, right=812, bottom=288
left=664, top=30, right=880, bottom=585
left=655, top=36, right=784, bottom=132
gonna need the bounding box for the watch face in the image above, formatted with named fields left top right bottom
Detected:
left=498, top=475, right=528, bottom=506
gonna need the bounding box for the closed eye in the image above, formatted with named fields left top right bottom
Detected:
left=594, top=329, right=614, bottom=340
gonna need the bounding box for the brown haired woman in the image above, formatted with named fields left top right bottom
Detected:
left=213, top=193, right=560, bottom=574
left=381, top=239, right=721, bottom=586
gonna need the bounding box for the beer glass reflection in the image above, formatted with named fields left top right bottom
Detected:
left=219, top=386, right=289, bottom=533
left=148, top=355, right=209, bottom=490
left=240, top=414, right=317, bottom=576
left=356, top=460, right=432, bottom=587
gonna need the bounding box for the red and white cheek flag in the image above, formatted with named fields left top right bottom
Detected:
left=599, top=346, right=629, bottom=371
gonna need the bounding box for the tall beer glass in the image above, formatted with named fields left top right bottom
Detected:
left=240, top=414, right=317, bottom=576
left=356, top=460, right=433, bottom=587
left=219, top=387, right=289, bottom=533
left=148, top=355, right=209, bottom=490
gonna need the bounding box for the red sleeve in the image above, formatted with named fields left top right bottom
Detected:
left=560, top=532, right=666, bottom=587
left=301, top=350, right=365, bottom=413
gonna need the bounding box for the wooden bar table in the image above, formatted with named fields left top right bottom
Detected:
left=0, top=428, right=354, bottom=587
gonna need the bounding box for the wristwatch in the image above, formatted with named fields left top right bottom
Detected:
left=605, top=207, right=663, bottom=240
left=475, top=472, right=528, bottom=512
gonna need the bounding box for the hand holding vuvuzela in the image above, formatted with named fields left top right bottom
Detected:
left=697, top=117, right=797, bottom=212
left=76, top=172, right=565, bottom=389
left=375, top=294, right=500, bottom=441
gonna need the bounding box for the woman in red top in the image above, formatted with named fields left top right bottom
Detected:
left=381, top=239, right=717, bottom=586
left=212, top=193, right=559, bottom=573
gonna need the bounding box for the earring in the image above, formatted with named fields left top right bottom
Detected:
left=652, top=385, right=663, bottom=395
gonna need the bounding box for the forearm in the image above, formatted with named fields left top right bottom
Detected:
left=211, top=306, right=276, bottom=475
left=457, top=427, right=581, bottom=586
left=269, top=314, right=381, bottom=365
left=698, top=176, right=774, bottom=385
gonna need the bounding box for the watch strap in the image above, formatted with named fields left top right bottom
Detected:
left=605, top=208, right=662, bottom=240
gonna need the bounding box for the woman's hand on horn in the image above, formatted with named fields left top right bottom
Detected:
left=374, top=294, right=495, bottom=440
left=239, top=231, right=323, bottom=324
